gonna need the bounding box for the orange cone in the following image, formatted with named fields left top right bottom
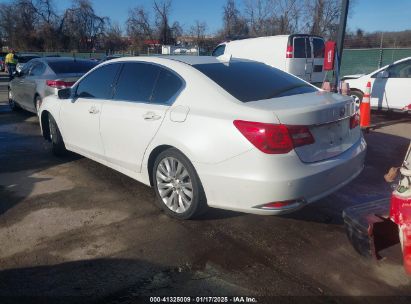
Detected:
left=360, top=81, right=371, bottom=128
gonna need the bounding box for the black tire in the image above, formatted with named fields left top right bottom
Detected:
left=48, top=114, right=67, bottom=156
left=8, top=88, right=19, bottom=111
left=152, top=148, right=208, bottom=220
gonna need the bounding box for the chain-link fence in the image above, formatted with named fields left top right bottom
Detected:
left=341, top=48, right=411, bottom=76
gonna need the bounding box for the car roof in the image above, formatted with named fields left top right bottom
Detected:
left=108, top=55, right=246, bottom=66
left=36, top=57, right=96, bottom=63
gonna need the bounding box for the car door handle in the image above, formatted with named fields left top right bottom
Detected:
left=143, top=112, right=161, bottom=121
left=88, top=106, right=99, bottom=114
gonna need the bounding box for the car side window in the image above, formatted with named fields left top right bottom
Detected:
left=19, top=62, right=33, bottom=77
left=113, top=62, right=160, bottom=103
left=76, top=63, right=121, bottom=99
left=387, top=60, right=411, bottom=78
left=29, top=63, right=46, bottom=76
left=151, top=68, right=183, bottom=105
left=212, top=45, right=226, bottom=57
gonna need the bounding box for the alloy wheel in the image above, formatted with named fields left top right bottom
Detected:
left=155, top=157, right=193, bottom=213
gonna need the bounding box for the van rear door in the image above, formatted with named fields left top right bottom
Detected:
left=288, top=36, right=312, bottom=82
left=310, top=37, right=325, bottom=83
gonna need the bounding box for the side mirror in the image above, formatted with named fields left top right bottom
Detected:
left=58, top=88, right=71, bottom=99
left=377, top=70, right=389, bottom=78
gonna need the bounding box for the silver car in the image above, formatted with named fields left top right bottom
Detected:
left=8, top=57, right=98, bottom=114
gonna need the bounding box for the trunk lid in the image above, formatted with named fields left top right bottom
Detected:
left=246, top=91, right=360, bottom=163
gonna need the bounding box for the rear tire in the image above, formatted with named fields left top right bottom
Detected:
left=48, top=114, right=66, bottom=156
left=152, top=148, right=208, bottom=220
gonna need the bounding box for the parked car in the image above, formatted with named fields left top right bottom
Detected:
left=342, top=57, right=411, bottom=111
left=15, top=54, right=41, bottom=73
left=212, top=34, right=326, bottom=84
left=38, top=56, right=366, bottom=219
left=8, top=57, right=98, bottom=114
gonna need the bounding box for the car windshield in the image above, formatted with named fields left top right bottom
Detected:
left=193, top=61, right=317, bottom=102
left=48, top=60, right=98, bottom=74
left=18, top=55, right=40, bottom=63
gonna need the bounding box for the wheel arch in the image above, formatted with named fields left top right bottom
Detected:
left=147, top=144, right=196, bottom=187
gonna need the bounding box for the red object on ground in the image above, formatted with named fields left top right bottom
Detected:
left=360, top=81, right=371, bottom=128
left=323, top=41, right=336, bottom=71
left=390, top=193, right=411, bottom=274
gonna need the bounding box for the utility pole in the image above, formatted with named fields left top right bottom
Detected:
left=335, top=0, right=349, bottom=91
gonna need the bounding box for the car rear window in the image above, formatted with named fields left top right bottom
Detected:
left=193, top=61, right=317, bottom=102
left=18, top=56, right=40, bottom=63
left=48, top=60, right=98, bottom=74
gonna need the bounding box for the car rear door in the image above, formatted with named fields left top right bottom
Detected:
left=381, top=59, right=411, bottom=110
left=99, top=62, right=183, bottom=173
left=59, top=63, right=121, bottom=160
left=288, top=36, right=312, bottom=82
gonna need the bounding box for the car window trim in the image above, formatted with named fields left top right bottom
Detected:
left=110, top=61, right=186, bottom=106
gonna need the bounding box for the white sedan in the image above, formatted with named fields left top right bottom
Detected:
left=343, top=57, right=411, bottom=111
left=39, top=56, right=366, bottom=219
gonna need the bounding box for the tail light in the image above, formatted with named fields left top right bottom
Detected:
left=46, top=80, right=75, bottom=89
left=286, top=45, right=293, bottom=58
left=257, top=199, right=304, bottom=210
left=233, top=120, right=314, bottom=154
left=350, top=113, right=360, bottom=129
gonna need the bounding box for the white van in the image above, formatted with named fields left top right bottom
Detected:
left=212, top=34, right=326, bottom=84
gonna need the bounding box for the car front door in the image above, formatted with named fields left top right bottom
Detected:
left=59, top=63, right=121, bottom=160
left=100, top=62, right=183, bottom=173
left=19, top=62, right=45, bottom=112
left=382, top=60, right=411, bottom=110
left=12, top=62, right=33, bottom=108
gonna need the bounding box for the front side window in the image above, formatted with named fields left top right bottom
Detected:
left=113, top=62, right=160, bottom=103
left=76, top=63, right=121, bottom=99
left=193, top=61, right=317, bottom=102
left=151, top=68, right=183, bottom=104
left=212, top=45, right=226, bottom=57
left=387, top=60, right=411, bottom=78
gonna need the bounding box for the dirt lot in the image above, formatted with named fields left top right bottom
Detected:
left=0, top=71, right=411, bottom=303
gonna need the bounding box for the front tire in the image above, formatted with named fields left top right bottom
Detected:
left=153, top=148, right=208, bottom=219
left=34, top=95, right=42, bottom=115
left=48, top=115, right=66, bottom=156
left=8, top=88, right=19, bottom=111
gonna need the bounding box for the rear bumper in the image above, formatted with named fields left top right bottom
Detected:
left=195, top=136, right=367, bottom=215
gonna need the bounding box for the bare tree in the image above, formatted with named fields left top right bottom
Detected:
left=153, top=0, right=173, bottom=44
left=127, top=6, right=153, bottom=43
left=304, top=0, right=340, bottom=38
left=243, top=0, right=275, bottom=36
left=190, top=20, right=207, bottom=47
left=222, top=0, right=248, bottom=39
left=62, top=0, right=108, bottom=50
